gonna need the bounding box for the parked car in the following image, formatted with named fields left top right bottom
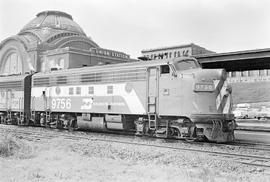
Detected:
left=233, top=103, right=258, bottom=119
left=257, top=107, right=270, bottom=120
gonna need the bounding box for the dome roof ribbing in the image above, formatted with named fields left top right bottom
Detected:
left=19, top=10, right=86, bottom=36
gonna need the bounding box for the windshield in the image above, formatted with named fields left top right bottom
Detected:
left=173, top=59, right=200, bottom=71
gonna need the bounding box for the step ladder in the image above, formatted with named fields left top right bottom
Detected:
left=45, top=109, right=51, bottom=126
left=19, top=112, right=24, bottom=125
left=7, top=110, right=12, bottom=124
left=18, top=97, right=23, bottom=125
left=44, top=95, right=51, bottom=126
left=7, top=110, right=12, bottom=119
left=31, top=110, right=36, bottom=123
left=147, top=96, right=157, bottom=130
left=148, top=113, right=157, bottom=130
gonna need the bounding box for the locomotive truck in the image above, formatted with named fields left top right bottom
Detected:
left=0, top=57, right=235, bottom=142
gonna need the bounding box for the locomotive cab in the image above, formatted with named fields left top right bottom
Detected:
left=158, top=57, right=235, bottom=142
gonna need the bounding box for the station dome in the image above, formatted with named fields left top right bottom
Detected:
left=20, top=10, right=86, bottom=36
left=0, top=10, right=99, bottom=75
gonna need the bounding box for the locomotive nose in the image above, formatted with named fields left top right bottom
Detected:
left=193, top=68, right=233, bottom=114
left=213, top=69, right=233, bottom=114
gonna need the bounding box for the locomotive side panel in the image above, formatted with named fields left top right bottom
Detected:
left=31, top=66, right=148, bottom=115
left=159, top=71, right=202, bottom=117
left=0, top=90, right=22, bottom=111
left=178, top=75, right=198, bottom=116
left=31, top=82, right=147, bottom=115
left=8, top=90, right=24, bottom=112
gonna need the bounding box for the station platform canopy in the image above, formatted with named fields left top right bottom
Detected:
left=195, top=48, right=270, bottom=71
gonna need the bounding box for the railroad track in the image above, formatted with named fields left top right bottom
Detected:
left=196, top=140, right=270, bottom=153
left=233, top=140, right=270, bottom=151
left=1, top=124, right=270, bottom=170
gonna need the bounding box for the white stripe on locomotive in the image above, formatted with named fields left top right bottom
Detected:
left=222, top=94, right=232, bottom=114
left=215, top=80, right=231, bottom=113
left=31, top=83, right=145, bottom=114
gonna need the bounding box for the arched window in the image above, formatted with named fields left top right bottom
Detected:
left=3, top=52, right=22, bottom=74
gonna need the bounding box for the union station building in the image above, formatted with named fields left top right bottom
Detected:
left=0, top=11, right=132, bottom=75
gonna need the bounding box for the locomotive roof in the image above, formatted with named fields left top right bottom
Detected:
left=34, top=57, right=197, bottom=77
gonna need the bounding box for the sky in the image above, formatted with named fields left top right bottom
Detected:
left=0, top=0, right=270, bottom=58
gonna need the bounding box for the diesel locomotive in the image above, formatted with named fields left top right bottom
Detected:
left=0, top=57, right=235, bottom=142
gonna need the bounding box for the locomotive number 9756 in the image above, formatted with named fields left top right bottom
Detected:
left=51, top=98, right=72, bottom=110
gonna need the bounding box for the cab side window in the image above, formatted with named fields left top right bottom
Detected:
left=161, top=65, right=170, bottom=74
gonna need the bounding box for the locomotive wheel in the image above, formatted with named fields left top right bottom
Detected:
left=68, top=119, right=77, bottom=131
left=185, top=126, right=197, bottom=142
left=55, top=120, right=61, bottom=129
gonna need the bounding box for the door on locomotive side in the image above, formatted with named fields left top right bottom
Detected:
left=33, top=88, right=51, bottom=112
left=147, top=66, right=159, bottom=114
left=158, top=64, right=181, bottom=116
left=44, top=88, right=52, bottom=111
left=31, top=75, right=51, bottom=112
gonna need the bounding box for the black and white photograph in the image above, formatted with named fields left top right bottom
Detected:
left=0, top=0, right=270, bottom=181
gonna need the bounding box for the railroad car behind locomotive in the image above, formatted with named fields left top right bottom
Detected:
left=0, top=74, right=32, bottom=125
left=28, top=57, right=235, bottom=142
